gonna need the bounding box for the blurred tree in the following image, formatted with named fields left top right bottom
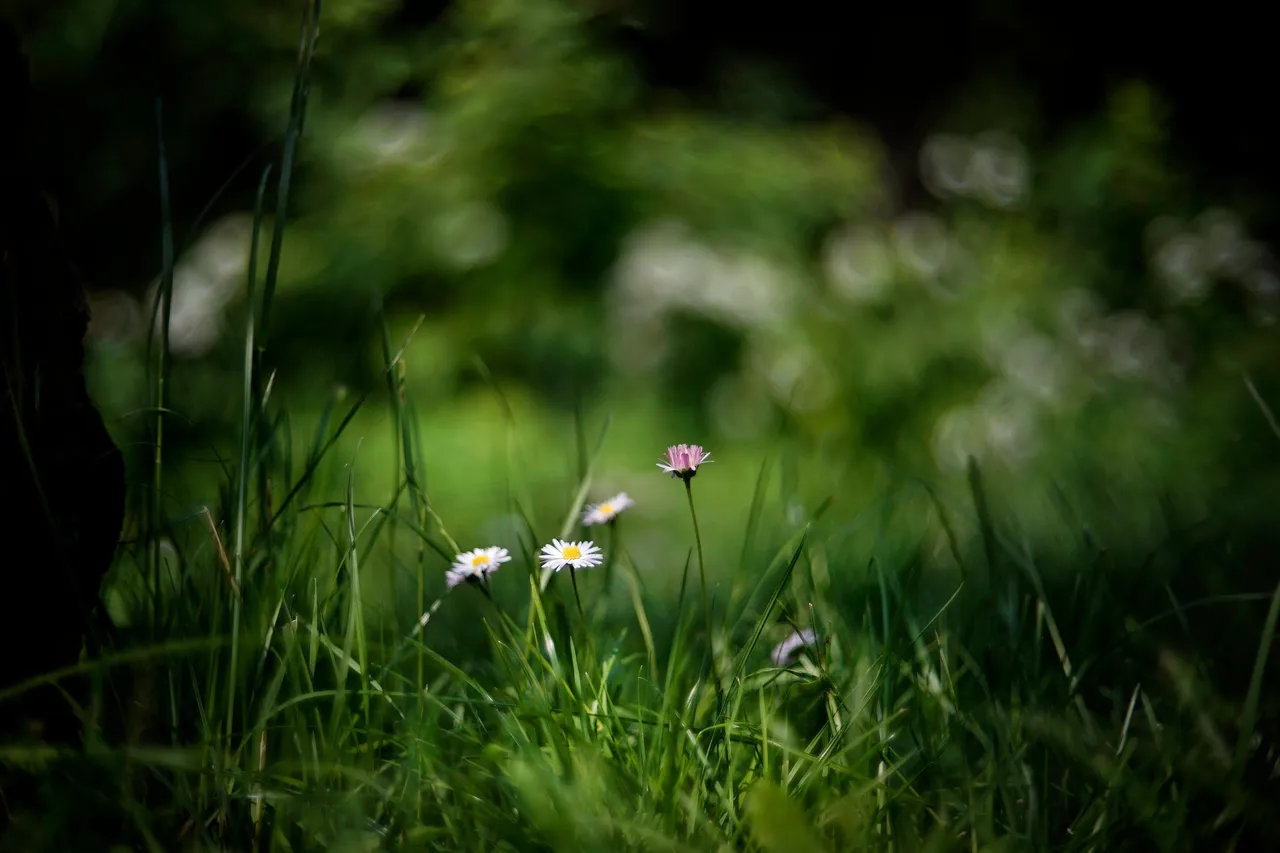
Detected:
left=0, top=23, right=125, bottom=740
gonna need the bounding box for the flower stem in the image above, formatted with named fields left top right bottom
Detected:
left=596, top=521, right=618, bottom=620
left=568, top=566, right=587, bottom=624
left=477, top=581, right=523, bottom=658
left=684, top=478, right=716, bottom=675
left=565, top=566, right=599, bottom=667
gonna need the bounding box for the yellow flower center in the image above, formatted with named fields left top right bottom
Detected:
left=598, top=504, right=614, bottom=516
left=562, top=545, right=582, bottom=560
left=470, top=555, right=491, bottom=567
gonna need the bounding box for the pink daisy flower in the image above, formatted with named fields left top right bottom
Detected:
left=657, top=444, right=712, bottom=480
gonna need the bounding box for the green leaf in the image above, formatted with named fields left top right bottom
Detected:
left=745, top=779, right=827, bottom=853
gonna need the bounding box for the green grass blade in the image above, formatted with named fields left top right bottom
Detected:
left=1234, top=580, right=1280, bottom=776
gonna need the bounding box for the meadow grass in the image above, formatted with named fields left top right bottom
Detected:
left=4, top=4, right=1280, bottom=850
left=4, top=379, right=1278, bottom=853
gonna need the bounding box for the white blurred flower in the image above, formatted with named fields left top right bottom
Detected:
left=920, top=133, right=974, bottom=199
left=823, top=223, right=894, bottom=302
left=1055, top=287, right=1106, bottom=343
left=771, top=628, right=817, bottom=667
left=932, top=406, right=984, bottom=472
left=1243, top=268, right=1280, bottom=300
left=582, top=493, right=634, bottom=526
left=346, top=102, right=434, bottom=167
left=920, top=130, right=1029, bottom=207
left=967, top=131, right=1030, bottom=208
left=982, top=405, right=1037, bottom=465
left=145, top=213, right=254, bottom=358
left=1197, top=207, right=1258, bottom=280
left=701, top=250, right=790, bottom=329
left=1244, top=269, right=1280, bottom=325
left=1076, top=317, right=1112, bottom=365
left=434, top=201, right=508, bottom=270
left=976, top=383, right=1039, bottom=465
left=1102, top=311, right=1167, bottom=380
left=999, top=332, right=1072, bottom=405
left=155, top=268, right=224, bottom=358
left=191, top=214, right=253, bottom=284
left=892, top=212, right=950, bottom=279
left=923, top=240, right=981, bottom=301
left=613, top=220, right=713, bottom=303
left=979, top=314, right=1033, bottom=369
left=1151, top=231, right=1211, bottom=305
left=608, top=220, right=795, bottom=373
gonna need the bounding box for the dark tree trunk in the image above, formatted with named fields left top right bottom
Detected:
left=1, top=23, right=126, bottom=743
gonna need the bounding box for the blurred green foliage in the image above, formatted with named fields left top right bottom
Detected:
left=11, top=0, right=1280, bottom=578
left=5, top=5, right=1280, bottom=849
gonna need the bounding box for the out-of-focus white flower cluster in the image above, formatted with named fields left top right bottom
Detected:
left=920, top=130, right=1031, bottom=209
left=338, top=102, right=443, bottom=171
left=607, top=219, right=810, bottom=437
left=606, top=168, right=1202, bottom=472
left=89, top=213, right=255, bottom=359
left=327, top=100, right=510, bottom=273
left=1145, top=207, right=1279, bottom=323
left=608, top=219, right=794, bottom=351
left=932, top=287, right=1184, bottom=473
left=821, top=210, right=979, bottom=307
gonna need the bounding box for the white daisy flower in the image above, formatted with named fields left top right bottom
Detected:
left=582, top=492, right=635, bottom=526
left=771, top=628, right=817, bottom=667
left=538, top=538, right=604, bottom=573
left=446, top=546, right=512, bottom=588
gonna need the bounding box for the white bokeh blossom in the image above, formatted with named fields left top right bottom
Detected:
left=582, top=493, right=635, bottom=526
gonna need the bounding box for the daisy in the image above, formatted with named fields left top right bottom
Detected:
left=538, top=538, right=604, bottom=573
left=582, top=492, right=635, bottom=526
left=770, top=628, right=817, bottom=667
left=446, top=546, right=512, bottom=588
left=657, top=444, right=712, bottom=479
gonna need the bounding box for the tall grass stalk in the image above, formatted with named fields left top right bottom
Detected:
left=148, top=99, right=175, bottom=636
